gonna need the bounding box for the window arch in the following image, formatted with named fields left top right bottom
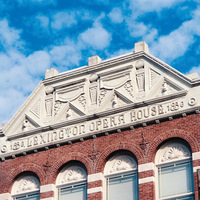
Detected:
left=11, top=173, right=40, bottom=200
left=155, top=140, right=194, bottom=200
left=56, top=163, right=87, bottom=200
left=104, top=152, right=139, bottom=200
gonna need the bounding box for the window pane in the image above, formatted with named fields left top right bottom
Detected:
left=15, top=193, right=40, bottom=200
left=159, top=161, right=194, bottom=198
left=107, top=173, right=138, bottom=200
left=59, top=183, right=87, bottom=200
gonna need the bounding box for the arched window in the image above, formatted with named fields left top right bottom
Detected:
left=104, top=153, right=139, bottom=200
left=11, top=174, right=40, bottom=200
left=156, top=141, right=194, bottom=200
left=56, top=163, right=87, bottom=200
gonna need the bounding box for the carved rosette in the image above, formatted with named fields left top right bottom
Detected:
left=12, top=175, right=40, bottom=195
left=157, top=142, right=191, bottom=164
left=57, top=166, right=87, bottom=185
left=104, top=154, right=137, bottom=175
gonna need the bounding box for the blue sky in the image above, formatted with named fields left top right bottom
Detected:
left=0, top=0, right=200, bottom=125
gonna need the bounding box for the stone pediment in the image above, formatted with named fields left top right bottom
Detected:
left=1, top=41, right=200, bottom=158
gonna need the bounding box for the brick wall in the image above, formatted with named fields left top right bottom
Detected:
left=1, top=113, right=200, bottom=200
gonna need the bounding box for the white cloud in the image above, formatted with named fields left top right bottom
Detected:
left=26, top=50, right=51, bottom=76
left=0, top=19, right=52, bottom=124
left=50, top=40, right=82, bottom=67
left=150, top=7, right=200, bottom=62
left=126, top=20, right=158, bottom=44
left=127, top=21, right=148, bottom=37
left=108, top=8, right=124, bottom=23
left=35, top=15, right=49, bottom=28
left=188, top=66, right=200, bottom=75
left=51, top=11, right=77, bottom=30
left=0, top=89, right=27, bottom=124
left=129, top=0, right=184, bottom=15
left=0, top=19, right=22, bottom=49
left=79, top=22, right=111, bottom=50
left=106, top=48, right=134, bottom=59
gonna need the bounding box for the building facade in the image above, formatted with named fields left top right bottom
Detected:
left=0, top=41, right=200, bottom=200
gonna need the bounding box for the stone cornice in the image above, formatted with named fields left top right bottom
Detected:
left=42, top=52, right=200, bottom=86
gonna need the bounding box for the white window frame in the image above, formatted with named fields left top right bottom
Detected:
left=104, top=153, right=139, bottom=200
left=105, top=170, right=138, bottom=200
left=155, top=141, right=195, bottom=200
left=13, top=191, right=40, bottom=200
left=56, top=164, right=87, bottom=200
left=57, top=180, right=87, bottom=200
left=157, top=159, right=194, bottom=200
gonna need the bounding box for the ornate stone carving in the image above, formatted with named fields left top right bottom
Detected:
left=124, top=81, right=134, bottom=97
left=12, top=176, right=40, bottom=195
left=105, top=154, right=137, bottom=175
left=135, top=60, right=144, bottom=70
left=98, top=89, right=107, bottom=105
left=111, top=94, right=118, bottom=108
left=45, top=99, right=53, bottom=117
left=89, top=73, right=98, bottom=83
left=45, top=86, right=54, bottom=95
left=66, top=107, right=72, bottom=119
left=158, top=142, right=191, bottom=164
left=54, top=101, right=62, bottom=116
left=22, top=119, right=31, bottom=131
left=136, top=73, right=145, bottom=92
left=161, top=81, right=168, bottom=95
left=55, top=82, right=85, bottom=102
left=45, top=86, right=54, bottom=118
left=78, top=95, right=86, bottom=110
left=89, top=87, right=97, bottom=105
left=139, top=132, right=149, bottom=154
left=58, top=166, right=86, bottom=184
left=135, top=60, right=145, bottom=93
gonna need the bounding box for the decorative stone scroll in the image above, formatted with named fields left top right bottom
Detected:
left=156, top=141, right=191, bottom=164
left=12, top=175, right=40, bottom=195
left=104, top=154, right=137, bottom=175
left=56, top=165, right=87, bottom=185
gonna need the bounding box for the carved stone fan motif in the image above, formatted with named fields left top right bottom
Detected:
left=60, top=166, right=87, bottom=184
left=105, top=155, right=137, bottom=175
left=12, top=176, right=40, bottom=195
left=158, top=142, right=191, bottom=164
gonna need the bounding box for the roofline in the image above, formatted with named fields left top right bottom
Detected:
left=43, top=51, right=200, bottom=86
